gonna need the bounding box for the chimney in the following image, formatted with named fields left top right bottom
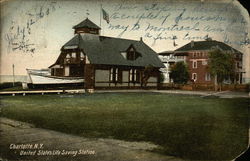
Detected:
left=206, top=37, right=212, bottom=41
left=191, top=40, right=194, bottom=48
left=140, top=37, right=143, bottom=42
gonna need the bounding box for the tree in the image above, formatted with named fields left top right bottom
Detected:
left=170, top=62, right=189, bottom=84
left=142, top=65, right=154, bottom=87
left=208, top=48, right=235, bottom=91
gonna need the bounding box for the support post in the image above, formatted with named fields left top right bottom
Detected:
left=84, top=64, right=95, bottom=93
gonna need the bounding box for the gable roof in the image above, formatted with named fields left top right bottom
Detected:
left=175, top=40, right=242, bottom=54
left=73, top=18, right=101, bottom=29
left=61, top=34, right=164, bottom=68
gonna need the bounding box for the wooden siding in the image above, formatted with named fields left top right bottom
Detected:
left=95, top=69, right=109, bottom=82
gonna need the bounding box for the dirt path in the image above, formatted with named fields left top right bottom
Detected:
left=0, top=117, right=185, bottom=161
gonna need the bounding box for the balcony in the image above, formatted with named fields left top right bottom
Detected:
left=175, top=57, right=185, bottom=62
left=158, top=56, right=184, bottom=63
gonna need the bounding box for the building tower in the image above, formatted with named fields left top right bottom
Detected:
left=73, top=18, right=101, bottom=35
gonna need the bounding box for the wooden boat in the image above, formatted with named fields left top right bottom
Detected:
left=26, top=69, right=84, bottom=89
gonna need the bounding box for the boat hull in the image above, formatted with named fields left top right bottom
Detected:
left=26, top=69, right=84, bottom=89
left=29, top=74, right=84, bottom=84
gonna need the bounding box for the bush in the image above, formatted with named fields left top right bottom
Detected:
left=0, top=82, right=22, bottom=90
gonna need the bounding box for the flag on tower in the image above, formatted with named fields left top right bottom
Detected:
left=102, top=8, right=110, bottom=24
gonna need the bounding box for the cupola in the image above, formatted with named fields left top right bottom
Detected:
left=73, top=18, right=101, bottom=35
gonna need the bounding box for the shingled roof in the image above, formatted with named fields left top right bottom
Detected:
left=61, top=34, right=164, bottom=68
left=175, top=40, right=242, bottom=54
left=73, top=18, right=101, bottom=29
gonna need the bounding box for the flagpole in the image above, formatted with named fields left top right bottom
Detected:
left=12, top=64, right=15, bottom=87
left=100, top=4, right=102, bottom=35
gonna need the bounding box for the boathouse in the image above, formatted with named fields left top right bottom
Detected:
left=49, top=18, right=164, bottom=91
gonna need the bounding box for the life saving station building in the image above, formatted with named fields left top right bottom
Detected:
left=49, top=18, right=164, bottom=91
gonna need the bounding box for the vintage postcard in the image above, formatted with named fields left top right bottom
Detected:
left=0, top=0, right=249, bottom=161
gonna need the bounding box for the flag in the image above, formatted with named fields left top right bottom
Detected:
left=102, top=8, right=109, bottom=24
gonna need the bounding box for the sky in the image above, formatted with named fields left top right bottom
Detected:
left=0, top=0, right=249, bottom=82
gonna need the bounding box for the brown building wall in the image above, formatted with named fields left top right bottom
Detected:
left=186, top=51, right=213, bottom=84
left=185, top=50, right=243, bottom=84
left=92, top=65, right=160, bottom=89
left=84, top=64, right=95, bottom=89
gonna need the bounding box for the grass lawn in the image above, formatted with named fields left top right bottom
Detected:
left=0, top=93, right=249, bottom=160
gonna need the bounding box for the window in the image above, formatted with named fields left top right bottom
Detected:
left=129, top=69, right=134, bottom=82
left=202, top=60, right=208, bottom=65
left=205, top=73, right=211, bottom=81
left=125, top=45, right=141, bottom=61
left=80, top=52, right=84, bottom=58
left=66, top=54, right=71, bottom=58
left=193, top=61, right=197, bottom=68
left=65, top=54, right=71, bottom=63
left=110, top=68, right=118, bottom=82
left=110, top=69, right=113, bottom=81
left=89, top=30, right=97, bottom=34
left=72, top=52, right=76, bottom=58
left=192, top=73, right=197, bottom=82
left=80, top=52, right=84, bottom=60
left=110, top=68, right=122, bottom=83
left=237, top=62, right=242, bottom=68
left=127, top=48, right=136, bottom=60
left=177, top=56, right=184, bottom=60
left=129, top=69, right=140, bottom=83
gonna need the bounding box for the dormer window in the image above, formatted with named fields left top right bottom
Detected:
left=127, top=48, right=136, bottom=60
left=122, top=45, right=141, bottom=61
